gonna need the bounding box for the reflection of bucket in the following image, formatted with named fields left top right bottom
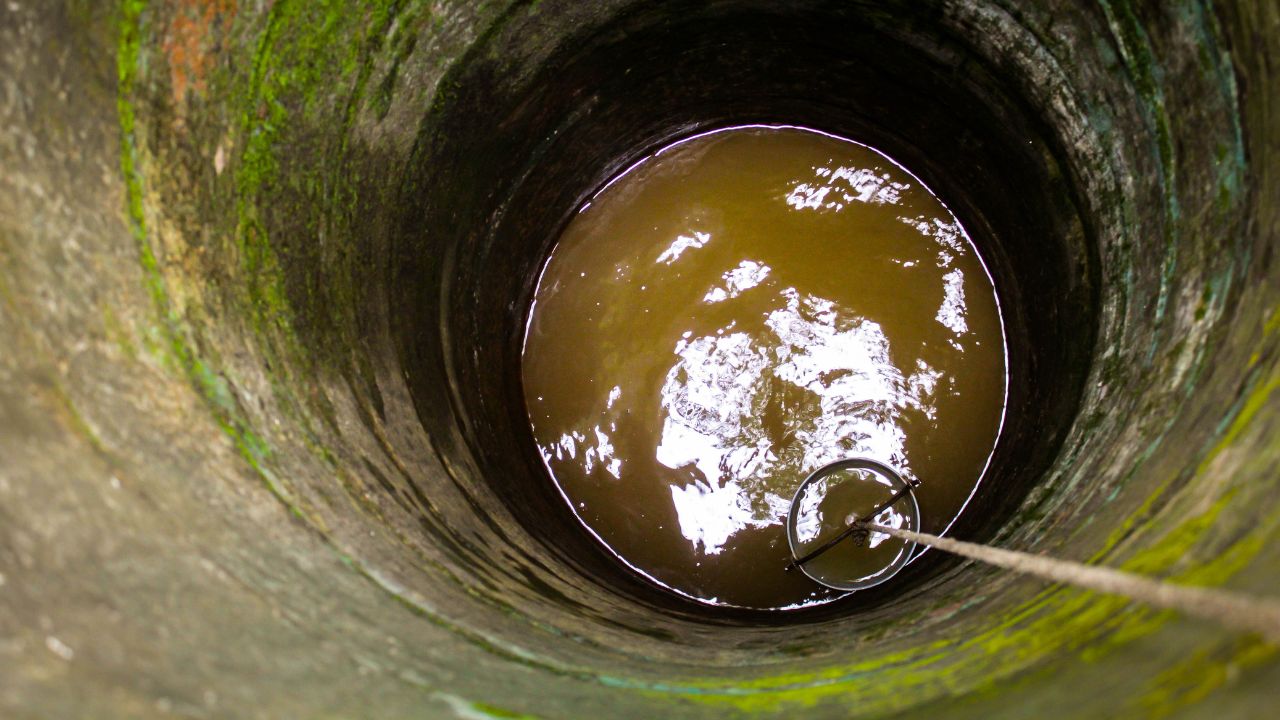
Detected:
left=2, top=1, right=1278, bottom=716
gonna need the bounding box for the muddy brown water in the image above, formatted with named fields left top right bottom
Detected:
left=522, top=126, right=1007, bottom=609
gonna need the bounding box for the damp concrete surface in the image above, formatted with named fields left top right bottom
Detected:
left=1, top=1, right=1279, bottom=718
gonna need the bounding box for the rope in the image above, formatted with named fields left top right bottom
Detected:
left=866, top=523, right=1280, bottom=644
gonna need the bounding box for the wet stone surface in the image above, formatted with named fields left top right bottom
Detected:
left=1, top=0, right=1279, bottom=717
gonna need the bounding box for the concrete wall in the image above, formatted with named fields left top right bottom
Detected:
left=1, top=1, right=1278, bottom=717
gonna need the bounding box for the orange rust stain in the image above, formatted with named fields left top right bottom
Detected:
left=162, top=0, right=237, bottom=107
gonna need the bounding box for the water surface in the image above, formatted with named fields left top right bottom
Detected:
left=522, top=126, right=1006, bottom=609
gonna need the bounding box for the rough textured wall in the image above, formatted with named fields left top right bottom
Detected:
left=1, top=1, right=1278, bottom=718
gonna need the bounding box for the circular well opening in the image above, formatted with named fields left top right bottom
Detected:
left=393, top=2, right=1097, bottom=623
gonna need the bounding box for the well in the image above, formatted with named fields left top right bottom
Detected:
left=1, top=1, right=1278, bottom=717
